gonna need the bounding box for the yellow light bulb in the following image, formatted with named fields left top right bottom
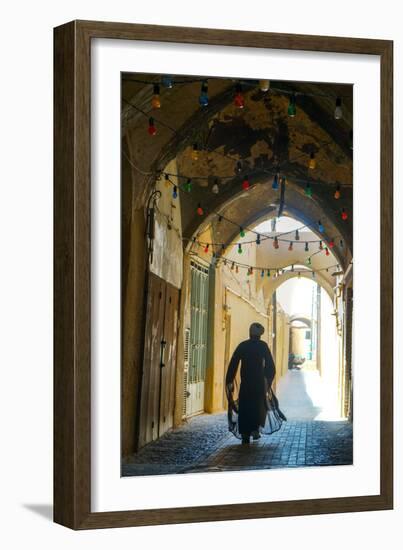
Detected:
left=151, top=95, right=161, bottom=109
left=308, top=153, right=316, bottom=169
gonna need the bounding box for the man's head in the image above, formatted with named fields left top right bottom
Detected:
left=249, top=322, right=265, bottom=339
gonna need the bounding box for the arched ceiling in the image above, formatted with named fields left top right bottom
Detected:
left=122, top=73, right=353, bottom=268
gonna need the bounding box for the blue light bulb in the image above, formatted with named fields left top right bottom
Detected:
left=199, top=81, right=209, bottom=107
left=162, top=75, right=173, bottom=88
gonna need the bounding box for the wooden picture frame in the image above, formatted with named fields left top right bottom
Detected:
left=54, top=20, right=393, bottom=529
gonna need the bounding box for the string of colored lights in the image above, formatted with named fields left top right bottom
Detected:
left=154, top=201, right=343, bottom=272
left=189, top=234, right=341, bottom=268
left=123, top=97, right=347, bottom=184
left=152, top=203, right=345, bottom=275
left=163, top=173, right=347, bottom=247
left=124, top=151, right=343, bottom=246
left=190, top=251, right=344, bottom=279
left=123, top=76, right=351, bottom=101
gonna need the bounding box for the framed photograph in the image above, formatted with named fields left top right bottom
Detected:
left=54, top=20, right=393, bottom=529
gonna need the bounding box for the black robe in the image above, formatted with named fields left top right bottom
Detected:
left=225, top=338, right=286, bottom=439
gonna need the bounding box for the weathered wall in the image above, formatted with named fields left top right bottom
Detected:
left=150, top=159, right=183, bottom=289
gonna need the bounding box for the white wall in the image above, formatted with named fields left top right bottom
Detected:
left=0, top=1, right=400, bottom=548
left=276, top=277, right=316, bottom=317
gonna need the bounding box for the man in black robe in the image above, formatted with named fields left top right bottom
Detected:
left=226, top=322, right=283, bottom=444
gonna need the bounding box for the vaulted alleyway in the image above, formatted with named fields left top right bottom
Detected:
left=122, top=370, right=352, bottom=476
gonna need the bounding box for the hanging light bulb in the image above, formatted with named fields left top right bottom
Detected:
left=238, top=243, right=243, bottom=254
left=305, top=182, right=313, bottom=198
left=288, top=93, right=296, bottom=117
left=288, top=241, right=293, bottom=251
left=291, top=265, right=295, bottom=272
left=298, top=271, right=301, bottom=279
left=318, top=220, right=324, bottom=233
left=151, top=84, right=161, bottom=109
left=204, top=244, right=209, bottom=254
left=334, top=184, right=341, bottom=199
left=172, top=185, right=178, bottom=199
left=319, top=240, right=323, bottom=250
left=196, top=203, right=204, bottom=216
left=259, top=79, right=270, bottom=92
left=272, top=173, right=279, bottom=190
left=231, top=262, right=235, bottom=270
left=325, top=247, right=330, bottom=257
left=305, top=242, right=309, bottom=252
left=334, top=97, right=342, bottom=119
left=235, top=265, right=239, bottom=274
left=267, top=269, right=271, bottom=277
left=164, top=173, right=170, bottom=188
left=247, top=268, right=251, bottom=276
left=256, top=234, right=261, bottom=245
left=341, top=208, right=348, bottom=221
left=312, top=271, right=316, bottom=279
left=295, top=229, right=300, bottom=241
left=308, top=152, right=316, bottom=170
left=212, top=180, right=219, bottom=194
left=185, top=178, right=192, bottom=192
left=239, top=227, right=245, bottom=238
left=329, top=238, right=335, bottom=249
left=234, top=83, right=245, bottom=108
left=242, top=175, right=250, bottom=190
left=191, top=143, right=199, bottom=161
left=273, top=237, right=279, bottom=249
left=340, top=239, right=344, bottom=248
left=199, top=81, right=209, bottom=107
left=261, top=269, right=265, bottom=278
left=218, top=215, right=223, bottom=223
left=162, top=75, right=173, bottom=88
left=148, top=117, right=157, bottom=136
left=235, top=160, right=243, bottom=175
left=306, top=257, right=312, bottom=266
left=250, top=267, right=254, bottom=275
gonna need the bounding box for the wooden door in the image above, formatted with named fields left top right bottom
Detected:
left=138, top=272, right=180, bottom=448
left=159, top=284, right=179, bottom=436
left=138, top=273, right=166, bottom=448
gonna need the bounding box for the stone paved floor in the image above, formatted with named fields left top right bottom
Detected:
left=122, top=370, right=353, bottom=476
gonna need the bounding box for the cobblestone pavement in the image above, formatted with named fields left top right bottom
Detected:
left=122, top=413, right=230, bottom=476
left=122, top=370, right=352, bottom=476
left=122, top=413, right=352, bottom=476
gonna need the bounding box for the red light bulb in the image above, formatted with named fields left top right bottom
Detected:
left=288, top=242, right=293, bottom=251
left=204, top=244, right=209, bottom=254
left=341, top=208, right=348, bottom=220
left=234, top=93, right=245, bottom=108
left=196, top=203, right=204, bottom=216
left=242, top=176, right=250, bottom=190
left=234, top=84, right=245, bottom=108
left=148, top=117, right=157, bottom=136
left=329, top=239, right=335, bottom=249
